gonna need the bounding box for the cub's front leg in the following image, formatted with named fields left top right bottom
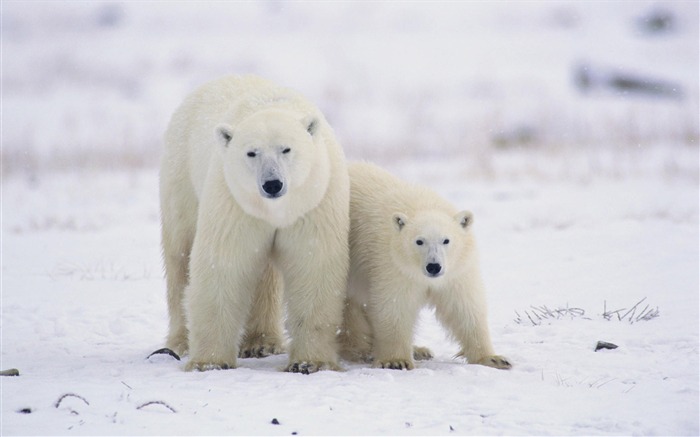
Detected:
left=367, top=278, right=424, bottom=371
left=432, top=278, right=512, bottom=370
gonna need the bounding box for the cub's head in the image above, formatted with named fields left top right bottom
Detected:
left=215, top=107, right=330, bottom=226
left=390, top=209, right=474, bottom=282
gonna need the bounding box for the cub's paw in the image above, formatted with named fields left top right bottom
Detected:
left=375, top=359, right=415, bottom=370
left=413, top=346, right=434, bottom=361
left=285, top=361, right=341, bottom=374
left=238, top=335, right=286, bottom=358
left=476, top=355, right=512, bottom=370
left=185, top=360, right=236, bottom=372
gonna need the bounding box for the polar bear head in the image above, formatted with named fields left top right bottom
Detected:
left=215, top=107, right=331, bottom=227
left=390, top=209, right=474, bottom=282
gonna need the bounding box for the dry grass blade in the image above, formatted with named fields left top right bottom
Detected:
left=136, top=400, right=177, bottom=413
left=55, top=393, right=90, bottom=408
left=517, top=298, right=658, bottom=325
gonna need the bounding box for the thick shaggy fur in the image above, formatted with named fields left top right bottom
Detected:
left=160, top=75, right=349, bottom=373
left=339, top=162, right=510, bottom=370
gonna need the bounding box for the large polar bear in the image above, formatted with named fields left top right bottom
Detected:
left=160, top=75, right=349, bottom=373
left=340, top=162, right=511, bottom=370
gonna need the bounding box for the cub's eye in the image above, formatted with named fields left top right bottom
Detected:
left=282, top=147, right=291, bottom=154
left=443, top=239, right=450, bottom=245
left=416, top=239, right=424, bottom=246
left=246, top=151, right=257, bottom=158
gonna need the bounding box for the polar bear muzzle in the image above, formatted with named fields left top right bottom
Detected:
left=425, top=262, right=443, bottom=277
left=262, top=179, right=285, bottom=197
left=258, top=155, right=288, bottom=199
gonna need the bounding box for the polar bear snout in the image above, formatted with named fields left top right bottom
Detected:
left=425, top=262, right=443, bottom=277
left=262, top=179, right=285, bottom=198
left=257, top=154, right=288, bottom=199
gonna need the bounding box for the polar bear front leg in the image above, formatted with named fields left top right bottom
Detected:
left=239, top=262, right=286, bottom=358
left=367, top=278, right=424, bottom=370
left=275, top=226, right=348, bottom=373
left=185, top=242, right=273, bottom=371
left=184, top=206, right=276, bottom=371
left=432, top=279, right=512, bottom=370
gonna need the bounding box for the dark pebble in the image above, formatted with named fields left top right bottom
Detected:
left=595, top=341, right=619, bottom=352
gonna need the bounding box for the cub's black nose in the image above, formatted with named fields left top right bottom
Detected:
left=262, top=179, right=284, bottom=196
left=426, top=263, right=442, bottom=276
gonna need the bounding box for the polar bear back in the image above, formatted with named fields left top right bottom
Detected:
left=349, top=161, right=458, bottom=231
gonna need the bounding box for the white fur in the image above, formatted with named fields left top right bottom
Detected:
left=160, top=75, right=349, bottom=372
left=340, top=162, right=511, bottom=370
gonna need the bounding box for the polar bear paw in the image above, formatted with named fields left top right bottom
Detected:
left=476, top=355, right=512, bottom=370
left=375, top=358, right=415, bottom=370
left=413, top=346, right=434, bottom=361
left=285, top=361, right=341, bottom=374
left=238, top=335, right=286, bottom=358
left=185, top=360, right=236, bottom=372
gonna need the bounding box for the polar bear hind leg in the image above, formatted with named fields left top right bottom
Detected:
left=160, top=176, right=198, bottom=357
left=239, top=262, right=286, bottom=358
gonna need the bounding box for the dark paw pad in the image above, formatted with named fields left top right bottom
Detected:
left=483, top=356, right=512, bottom=370
left=287, top=362, right=316, bottom=374
left=378, top=360, right=414, bottom=370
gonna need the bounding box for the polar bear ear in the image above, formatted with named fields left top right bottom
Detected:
left=455, top=210, right=474, bottom=229
left=215, top=124, right=234, bottom=148
left=302, top=115, right=319, bottom=136
left=392, top=213, right=408, bottom=231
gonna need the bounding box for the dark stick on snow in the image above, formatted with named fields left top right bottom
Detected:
left=146, top=348, right=181, bottom=361
left=136, top=400, right=177, bottom=413
left=55, top=393, right=90, bottom=408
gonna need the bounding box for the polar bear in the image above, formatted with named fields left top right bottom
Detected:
left=339, top=162, right=511, bottom=370
left=159, top=75, right=349, bottom=373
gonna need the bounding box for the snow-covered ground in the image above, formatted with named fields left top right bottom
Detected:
left=2, top=1, right=698, bottom=435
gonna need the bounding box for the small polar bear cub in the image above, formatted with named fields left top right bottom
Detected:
left=340, top=162, right=511, bottom=370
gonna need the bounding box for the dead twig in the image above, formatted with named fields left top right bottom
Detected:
left=136, top=400, right=177, bottom=413
left=55, top=393, right=90, bottom=408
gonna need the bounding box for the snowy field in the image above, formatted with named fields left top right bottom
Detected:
left=2, top=1, right=699, bottom=436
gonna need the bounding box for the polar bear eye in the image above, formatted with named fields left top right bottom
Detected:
left=282, top=147, right=291, bottom=154
left=246, top=151, right=257, bottom=158
left=416, top=239, right=424, bottom=246
left=443, top=239, right=450, bottom=245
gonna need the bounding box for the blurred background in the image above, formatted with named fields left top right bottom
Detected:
left=2, top=0, right=698, bottom=181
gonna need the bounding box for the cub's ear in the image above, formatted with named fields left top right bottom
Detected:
left=392, top=212, right=408, bottom=231
left=455, top=210, right=474, bottom=229
left=215, top=124, right=234, bottom=147
left=302, top=115, right=319, bottom=136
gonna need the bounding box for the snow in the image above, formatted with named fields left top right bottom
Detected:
left=2, top=1, right=698, bottom=436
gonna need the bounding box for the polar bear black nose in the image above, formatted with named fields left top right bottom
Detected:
left=426, top=263, right=442, bottom=276
left=262, top=179, right=284, bottom=196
